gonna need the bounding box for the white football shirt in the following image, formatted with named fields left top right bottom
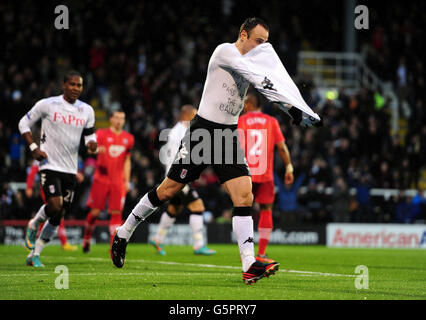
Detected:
left=197, top=42, right=320, bottom=125
left=18, top=95, right=96, bottom=174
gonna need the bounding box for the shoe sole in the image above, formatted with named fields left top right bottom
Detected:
left=243, top=263, right=280, bottom=285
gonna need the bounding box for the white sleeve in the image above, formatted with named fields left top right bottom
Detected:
left=86, top=107, right=96, bottom=129
left=18, top=99, right=47, bottom=134
left=83, top=107, right=97, bottom=145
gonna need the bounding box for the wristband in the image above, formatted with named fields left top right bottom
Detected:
left=29, top=143, right=38, bottom=152
left=286, top=163, right=294, bottom=173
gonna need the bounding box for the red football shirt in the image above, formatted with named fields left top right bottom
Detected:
left=93, top=128, right=134, bottom=184
left=238, top=111, right=285, bottom=183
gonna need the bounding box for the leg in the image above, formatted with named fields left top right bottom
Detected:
left=150, top=202, right=181, bottom=255
left=187, top=199, right=206, bottom=250
left=82, top=208, right=101, bottom=252
left=25, top=204, right=48, bottom=250
left=31, top=196, right=63, bottom=266
left=222, top=176, right=279, bottom=283
left=83, top=178, right=108, bottom=252
left=222, top=176, right=255, bottom=271
left=116, top=177, right=184, bottom=241
left=257, top=203, right=274, bottom=261
left=112, top=177, right=185, bottom=268
left=109, top=210, right=122, bottom=248
left=253, top=181, right=276, bottom=262
left=58, top=218, right=77, bottom=251
left=57, top=218, right=67, bottom=246
left=107, top=183, right=127, bottom=248
left=186, top=197, right=215, bottom=255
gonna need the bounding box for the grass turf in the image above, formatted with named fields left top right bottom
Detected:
left=0, top=243, right=425, bottom=300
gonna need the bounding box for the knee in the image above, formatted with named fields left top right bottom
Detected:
left=238, top=190, right=253, bottom=207
left=167, top=204, right=181, bottom=216
left=187, top=199, right=205, bottom=212
left=47, top=202, right=62, bottom=216
left=49, top=209, right=64, bottom=226
left=157, top=186, right=180, bottom=202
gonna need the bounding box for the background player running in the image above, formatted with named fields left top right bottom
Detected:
left=150, top=105, right=216, bottom=256
left=82, top=110, right=134, bottom=253
left=238, top=91, right=294, bottom=263
left=19, top=71, right=98, bottom=267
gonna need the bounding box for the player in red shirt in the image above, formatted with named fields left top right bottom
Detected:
left=82, top=110, right=134, bottom=253
left=238, top=92, right=294, bottom=263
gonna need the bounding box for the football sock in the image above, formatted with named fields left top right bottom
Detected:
left=29, top=204, right=48, bottom=230
left=109, top=213, right=122, bottom=245
left=34, top=221, right=58, bottom=256
left=189, top=212, right=204, bottom=249
left=232, top=210, right=256, bottom=272
left=83, top=212, right=97, bottom=243
left=117, top=190, right=164, bottom=241
left=258, top=209, right=273, bottom=256
left=33, top=239, right=47, bottom=256
left=154, top=211, right=176, bottom=243
left=57, top=219, right=67, bottom=246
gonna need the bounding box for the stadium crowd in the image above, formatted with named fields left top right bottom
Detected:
left=0, top=1, right=425, bottom=225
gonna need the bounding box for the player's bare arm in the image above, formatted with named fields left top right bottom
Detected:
left=21, top=131, right=48, bottom=161
left=276, top=141, right=294, bottom=185
left=124, top=154, right=131, bottom=192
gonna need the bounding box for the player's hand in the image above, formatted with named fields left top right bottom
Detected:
left=124, top=181, right=130, bottom=193
left=97, top=146, right=106, bottom=154
left=299, top=114, right=323, bottom=128
left=76, top=172, right=84, bottom=183
left=87, top=141, right=98, bottom=154
left=33, top=148, right=48, bottom=161
left=278, top=104, right=323, bottom=128
left=284, top=172, right=294, bottom=185
left=25, top=188, right=33, bottom=198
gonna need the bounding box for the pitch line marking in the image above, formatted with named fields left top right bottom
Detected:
left=20, top=255, right=355, bottom=278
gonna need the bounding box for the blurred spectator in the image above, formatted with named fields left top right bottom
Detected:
left=352, top=174, right=373, bottom=222
left=275, top=172, right=306, bottom=226
left=394, top=192, right=415, bottom=223
left=8, top=132, right=25, bottom=179
left=410, top=190, right=425, bottom=223
left=331, top=177, right=351, bottom=222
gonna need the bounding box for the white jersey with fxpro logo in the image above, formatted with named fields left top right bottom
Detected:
left=18, top=95, right=96, bottom=175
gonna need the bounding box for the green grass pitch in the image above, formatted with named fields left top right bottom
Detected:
left=0, top=243, right=425, bottom=300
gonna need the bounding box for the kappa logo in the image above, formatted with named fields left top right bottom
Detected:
left=243, top=237, right=254, bottom=244
left=180, top=169, right=188, bottom=179
left=261, top=77, right=277, bottom=91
